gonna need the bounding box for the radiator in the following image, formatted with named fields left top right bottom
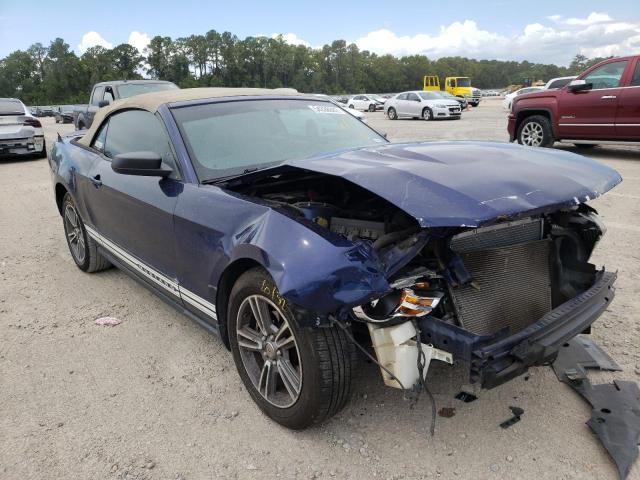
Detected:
left=449, top=219, right=552, bottom=336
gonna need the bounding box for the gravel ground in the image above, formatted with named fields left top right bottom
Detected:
left=1, top=98, right=639, bottom=479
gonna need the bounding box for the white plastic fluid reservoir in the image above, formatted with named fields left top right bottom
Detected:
left=367, top=322, right=453, bottom=389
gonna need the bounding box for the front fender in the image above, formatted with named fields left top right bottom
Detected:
left=224, top=208, right=390, bottom=315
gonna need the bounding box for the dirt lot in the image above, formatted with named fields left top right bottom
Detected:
left=1, top=97, right=639, bottom=479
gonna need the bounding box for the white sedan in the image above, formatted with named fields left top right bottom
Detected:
left=384, top=91, right=461, bottom=120
left=347, top=94, right=385, bottom=112
left=502, top=87, right=545, bottom=110
left=0, top=98, right=46, bottom=158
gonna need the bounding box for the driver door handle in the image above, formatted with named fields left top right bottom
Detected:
left=601, top=95, right=617, bottom=99
left=90, top=174, right=102, bottom=187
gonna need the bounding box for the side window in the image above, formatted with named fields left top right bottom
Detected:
left=407, top=93, right=419, bottom=101
left=102, top=110, right=179, bottom=177
left=630, top=61, right=640, bottom=87
left=583, top=61, right=628, bottom=89
left=397, top=93, right=407, bottom=100
left=90, top=86, right=105, bottom=106
left=92, top=121, right=109, bottom=153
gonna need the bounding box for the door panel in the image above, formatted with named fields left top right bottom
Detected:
left=557, top=89, right=620, bottom=138
left=87, top=161, right=181, bottom=278
left=557, top=60, right=628, bottom=139
left=84, top=109, right=182, bottom=280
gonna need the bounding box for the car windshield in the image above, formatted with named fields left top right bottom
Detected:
left=456, top=78, right=471, bottom=87
left=434, top=92, right=455, bottom=99
left=0, top=99, right=24, bottom=115
left=418, top=92, right=439, bottom=100
left=116, top=82, right=178, bottom=98
left=172, top=98, right=387, bottom=181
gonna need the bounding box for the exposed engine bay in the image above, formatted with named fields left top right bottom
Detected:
left=227, top=168, right=609, bottom=388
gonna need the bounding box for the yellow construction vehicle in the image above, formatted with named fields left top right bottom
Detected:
left=423, top=75, right=481, bottom=106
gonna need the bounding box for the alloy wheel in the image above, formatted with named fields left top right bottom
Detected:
left=521, top=121, right=544, bottom=147
left=64, top=203, right=86, bottom=264
left=236, top=295, right=302, bottom=408
left=423, top=108, right=432, bottom=120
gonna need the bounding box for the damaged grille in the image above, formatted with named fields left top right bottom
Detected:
left=449, top=220, right=552, bottom=336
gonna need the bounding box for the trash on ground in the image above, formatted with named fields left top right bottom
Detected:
left=500, top=406, right=524, bottom=429
left=438, top=407, right=456, bottom=418
left=95, top=316, right=121, bottom=326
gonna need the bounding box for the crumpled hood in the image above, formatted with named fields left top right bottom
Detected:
left=286, top=141, right=622, bottom=228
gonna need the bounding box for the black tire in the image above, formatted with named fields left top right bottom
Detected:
left=517, top=115, right=554, bottom=147
left=574, top=144, right=597, bottom=150
left=422, top=107, right=433, bottom=121
left=62, top=193, right=111, bottom=273
left=387, top=107, right=397, bottom=120
left=77, top=122, right=85, bottom=130
left=348, top=104, right=355, bottom=110
left=368, top=104, right=376, bottom=112
left=228, top=267, right=356, bottom=429
left=471, top=103, right=479, bottom=107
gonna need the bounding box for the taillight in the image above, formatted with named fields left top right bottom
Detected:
left=23, top=117, right=41, bottom=128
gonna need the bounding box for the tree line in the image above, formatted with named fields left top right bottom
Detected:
left=0, top=32, right=607, bottom=106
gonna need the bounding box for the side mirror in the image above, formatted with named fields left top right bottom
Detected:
left=112, top=151, right=172, bottom=177
left=98, top=100, right=110, bottom=108
left=568, top=79, right=591, bottom=92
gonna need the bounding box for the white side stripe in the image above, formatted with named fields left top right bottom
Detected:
left=85, top=226, right=217, bottom=320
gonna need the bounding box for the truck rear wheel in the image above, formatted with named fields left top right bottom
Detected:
left=517, top=115, right=554, bottom=148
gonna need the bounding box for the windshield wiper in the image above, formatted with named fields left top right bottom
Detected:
left=201, top=167, right=262, bottom=185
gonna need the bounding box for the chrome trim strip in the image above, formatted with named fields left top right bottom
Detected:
left=85, top=225, right=217, bottom=319
left=558, top=123, right=615, bottom=127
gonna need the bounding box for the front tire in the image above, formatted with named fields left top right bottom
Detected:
left=228, top=268, right=356, bottom=429
left=422, top=107, right=433, bottom=121
left=368, top=104, right=376, bottom=112
left=387, top=107, right=397, bottom=120
left=517, top=115, right=554, bottom=147
left=62, top=193, right=111, bottom=273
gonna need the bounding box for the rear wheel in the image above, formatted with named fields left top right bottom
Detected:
left=387, top=107, right=397, bottom=120
left=228, top=267, right=356, bottom=429
left=62, top=193, right=111, bottom=273
left=348, top=104, right=355, bottom=110
left=517, top=115, right=554, bottom=147
left=422, top=107, right=433, bottom=121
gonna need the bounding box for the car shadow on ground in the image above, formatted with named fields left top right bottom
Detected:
left=556, top=144, right=640, bottom=162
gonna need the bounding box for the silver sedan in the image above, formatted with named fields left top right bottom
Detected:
left=384, top=91, right=461, bottom=120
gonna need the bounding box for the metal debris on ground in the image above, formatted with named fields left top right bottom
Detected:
left=500, top=406, right=524, bottom=429
left=455, top=391, right=478, bottom=403
left=552, top=334, right=640, bottom=479
left=95, top=316, right=121, bottom=326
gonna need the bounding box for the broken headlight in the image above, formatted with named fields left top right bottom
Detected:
left=353, top=283, right=444, bottom=323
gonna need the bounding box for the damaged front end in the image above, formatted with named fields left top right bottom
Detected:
left=223, top=165, right=617, bottom=391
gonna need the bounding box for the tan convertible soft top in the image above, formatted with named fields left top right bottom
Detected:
left=77, top=87, right=303, bottom=147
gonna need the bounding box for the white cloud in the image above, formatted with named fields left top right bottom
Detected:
left=128, top=31, right=151, bottom=53
left=78, top=31, right=112, bottom=54
left=348, top=12, right=640, bottom=65
left=563, top=12, right=612, bottom=26
left=272, top=33, right=310, bottom=47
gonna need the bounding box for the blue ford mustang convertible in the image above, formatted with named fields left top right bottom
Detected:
left=49, top=88, right=621, bottom=429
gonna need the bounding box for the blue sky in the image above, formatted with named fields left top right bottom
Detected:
left=0, top=0, right=638, bottom=64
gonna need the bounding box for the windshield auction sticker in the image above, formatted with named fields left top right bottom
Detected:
left=308, top=105, right=346, bottom=114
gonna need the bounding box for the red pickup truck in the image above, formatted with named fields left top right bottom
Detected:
left=508, top=55, right=640, bottom=148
